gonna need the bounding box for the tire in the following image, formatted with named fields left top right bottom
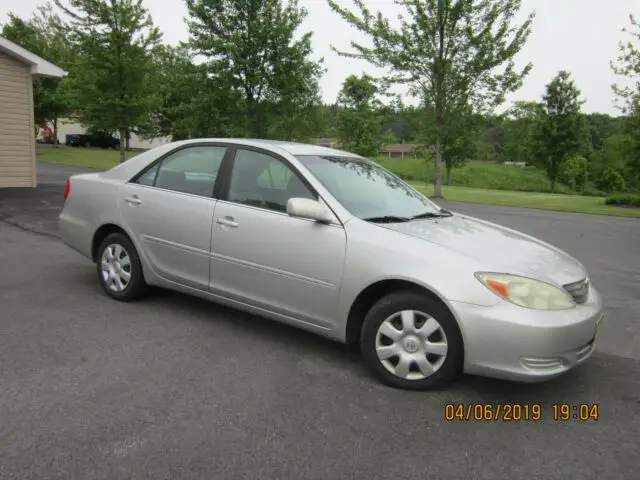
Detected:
left=360, top=291, right=464, bottom=390
left=96, top=232, right=147, bottom=301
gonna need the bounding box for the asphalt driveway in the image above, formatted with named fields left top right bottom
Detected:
left=0, top=162, right=639, bottom=479
left=36, top=160, right=102, bottom=186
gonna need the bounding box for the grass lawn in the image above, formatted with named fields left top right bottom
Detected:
left=375, top=156, right=572, bottom=194
left=36, top=146, right=639, bottom=218
left=36, top=145, right=137, bottom=169
left=411, top=183, right=640, bottom=218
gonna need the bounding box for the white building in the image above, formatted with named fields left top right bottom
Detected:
left=47, top=118, right=171, bottom=150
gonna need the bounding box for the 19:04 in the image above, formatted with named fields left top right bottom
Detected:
left=553, top=403, right=599, bottom=421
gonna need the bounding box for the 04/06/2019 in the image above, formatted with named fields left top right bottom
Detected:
left=444, top=403, right=599, bottom=422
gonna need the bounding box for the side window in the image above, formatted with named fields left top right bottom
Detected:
left=227, top=149, right=316, bottom=212
left=256, top=159, right=293, bottom=189
left=136, top=163, right=159, bottom=186
left=138, top=146, right=226, bottom=197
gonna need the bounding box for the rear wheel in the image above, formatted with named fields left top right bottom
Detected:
left=360, top=291, right=463, bottom=390
left=96, top=233, right=147, bottom=301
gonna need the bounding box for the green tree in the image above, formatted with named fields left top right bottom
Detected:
left=378, top=97, right=422, bottom=143
left=267, top=41, right=325, bottom=142
left=503, top=100, right=544, bottom=164
left=589, top=133, right=634, bottom=188
left=585, top=113, right=624, bottom=151
left=139, top=44, right=245, bottom=141
left=1, top=3, right=73, bottom=140
left=327, top=0, right=534, bottom=198
left=611, top=14, right=640, bottom=189
left=475, top=114, right=505, bottom=163
left=316, top=103, right=340, bottom=138
left=558, top=155, right=589, bottom=192
left=54, top=0, right=161, bottom=163
left=186, top=0, right=324, bottom=139
left=335, top=74, right=383, bottom=157
left=418, top=104, right=479, bottom=184
left=535, top=71, right=591, bottom=192
left=611, top=14, right=640, bottom=113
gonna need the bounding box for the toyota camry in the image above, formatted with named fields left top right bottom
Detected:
left=58, top=139, right=604, bottom=390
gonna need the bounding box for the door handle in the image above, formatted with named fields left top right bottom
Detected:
left=125, top=195, right=142, bottom=206
left=216, top=216, right=239, bottom=228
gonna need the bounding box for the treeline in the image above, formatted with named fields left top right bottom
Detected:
left=1, top=0, right=639, bottom=196
left=320, top=78, right=637, bottom=195
left=2, top=0, right=326, bottom=162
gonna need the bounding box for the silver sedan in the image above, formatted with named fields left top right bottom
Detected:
left=58, top=139, right=604, bottom=390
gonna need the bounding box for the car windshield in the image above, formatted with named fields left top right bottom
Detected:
left=295, top=155, right=446, bottom=221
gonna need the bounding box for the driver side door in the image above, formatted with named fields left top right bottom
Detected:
left=209, top=147, right=347, bottom=329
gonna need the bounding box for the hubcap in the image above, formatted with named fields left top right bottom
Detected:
left=375, top=310, right=448, bottom=381
left=100, top=243, right=132, bottom=292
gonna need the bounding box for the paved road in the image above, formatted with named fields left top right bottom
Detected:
left=0, top=162, right=639, bottom=479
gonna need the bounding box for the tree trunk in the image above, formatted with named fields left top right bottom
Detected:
left=446, top=162, right=452, bottom=185
left=551, top=177, right=556, bottom=193
left=53, top=116, right=58, bottom=145
left=119, top=129, right=126, bottom=164
left=433, top=112, right=443, bottom=198
left=125, top=128, right=131, bottom=150
left=247, top=97, right=261, bottom=138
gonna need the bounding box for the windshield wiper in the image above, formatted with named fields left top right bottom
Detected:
left=410, top=210, right=453, bottom=220
left=363, top=215, right=411, bottom=223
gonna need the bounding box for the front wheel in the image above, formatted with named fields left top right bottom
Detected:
left=360, top=291, right=464, bottom=390
left=96, top=233, right=147, bottom=301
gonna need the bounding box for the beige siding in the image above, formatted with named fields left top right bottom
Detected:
left=0, top=50, right=35, bottom=188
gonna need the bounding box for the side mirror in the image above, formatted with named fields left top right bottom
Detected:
left=286, top=197, right=334, bottom=223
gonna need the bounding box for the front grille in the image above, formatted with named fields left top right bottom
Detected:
left=563, top=278, right=590, bottom=304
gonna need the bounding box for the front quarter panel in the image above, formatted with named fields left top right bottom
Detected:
left=334, top=219, right=501, bottom=340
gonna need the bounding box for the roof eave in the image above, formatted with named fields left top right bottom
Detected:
left=31, top=63, right=67, bottom=78
left=0, top=35, right=66, bottom=78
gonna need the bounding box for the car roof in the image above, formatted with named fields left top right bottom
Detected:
left=174, top=138, right=361, bottom=158
left=99, top=137, right=363, bottom=183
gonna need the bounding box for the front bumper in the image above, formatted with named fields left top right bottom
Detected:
left=451, top=285, right=604, bottom=382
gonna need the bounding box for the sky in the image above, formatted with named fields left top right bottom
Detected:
left=1, top=0, right=637, bottom=115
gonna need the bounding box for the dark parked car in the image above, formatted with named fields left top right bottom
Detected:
left=66, top=133, right=120, bottom=149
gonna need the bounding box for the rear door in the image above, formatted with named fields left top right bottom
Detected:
left=119, top=144, right=228, bottom=291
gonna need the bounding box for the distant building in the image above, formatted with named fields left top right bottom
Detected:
left=315, top=137, right=338, bottom=149
left=378, top=143, right=422, bottom=158
left=53, top=119, right=171, bottom=150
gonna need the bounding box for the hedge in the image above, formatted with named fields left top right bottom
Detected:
left=604, top=194, right=640, bottom=207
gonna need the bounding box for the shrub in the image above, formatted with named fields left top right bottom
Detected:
left=559, top=155, right=589, bottom=192
left=597, top=168, right=626, bottom=193
left=581, top=185, right=606, bottom=197
left=605, top=193, right=640, bottom=207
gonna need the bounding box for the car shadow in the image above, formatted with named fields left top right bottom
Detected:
left=69, top=266, right=633, bottom=401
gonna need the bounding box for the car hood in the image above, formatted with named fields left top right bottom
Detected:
left=382, top=213, right=587, bottom=287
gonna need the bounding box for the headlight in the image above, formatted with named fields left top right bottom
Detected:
left=475, top=272, right=575, bottom=310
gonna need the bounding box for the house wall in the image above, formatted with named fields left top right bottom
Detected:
left=0, top=50, right=35, bottom=188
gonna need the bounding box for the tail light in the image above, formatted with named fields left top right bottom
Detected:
left=64, top=178, right=71, bottom=201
